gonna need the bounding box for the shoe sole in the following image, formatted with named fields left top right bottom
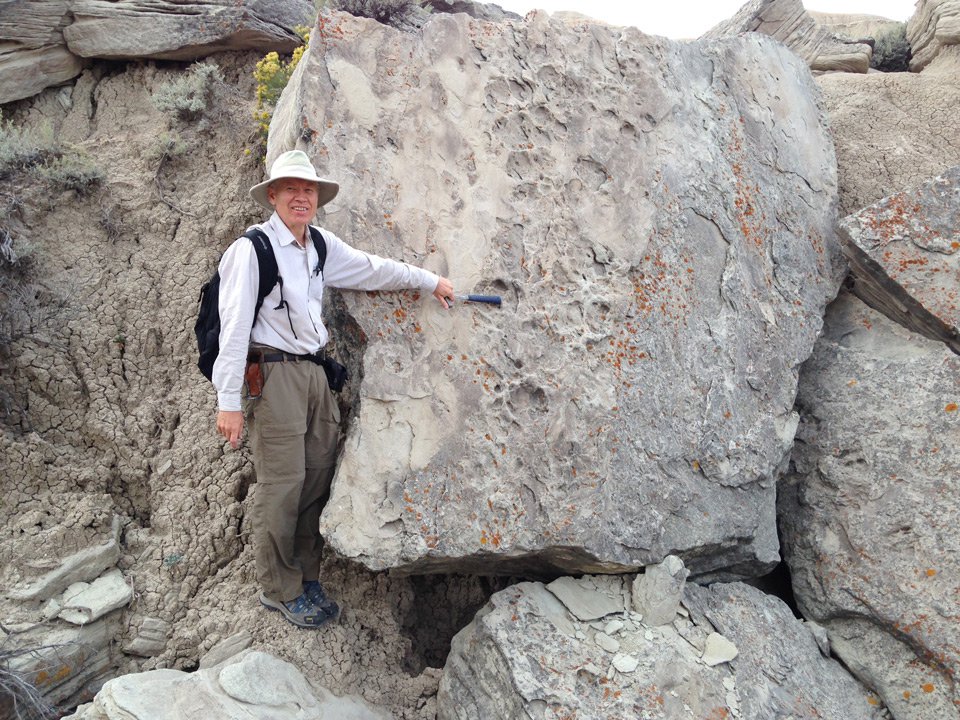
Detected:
left=259, top=592, right=330, bottom=628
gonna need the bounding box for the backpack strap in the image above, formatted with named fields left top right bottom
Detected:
left=242, top=228, right=297, bottom=339
left=242, top=228, right=279, bottom=321
left=308, top=226, right=328, bottom=279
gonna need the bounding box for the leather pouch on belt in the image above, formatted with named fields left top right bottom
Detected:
left=244, top=361, right=264, bottom=399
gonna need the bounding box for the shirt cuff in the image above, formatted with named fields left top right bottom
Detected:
left=420, top=271, right=441, bottom=294
left=217, top=391, right=243, bottom=412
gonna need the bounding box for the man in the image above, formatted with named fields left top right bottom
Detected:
left=214, top=150, right=454, bottom=627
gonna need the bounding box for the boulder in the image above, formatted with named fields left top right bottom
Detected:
left=438, top=576, right=884, bottom=719
left=703, top=0, right=873, bottom=73
left=63, top=0, right=314, bottom=61
left=907, top=0, right=960, bottom=71
left=780, top=291, right=960, bottom=719
left=0, top=0, right=83, bottom=105
left=274, top=11, right=843, bottom=579
left=838, top=165, right=960, bottom=355
left=65, top=649, right=391, bottom=720
left=816, top=62, right=960, bottom=216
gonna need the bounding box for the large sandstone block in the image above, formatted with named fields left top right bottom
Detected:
left=438, top=577, right=883, bottom=719
left=781, top=291, right=960, bottom=719
left=0, top=0, right=83, bottom=104
left=274, top=11, right=843, bottom=577
left=703, top=0, right=873, bottom=73
left=839, top=165, right=960, bottom=355
left=908, top=0, right=960, bottom=71
left=63, top=0, right=314, bottom=60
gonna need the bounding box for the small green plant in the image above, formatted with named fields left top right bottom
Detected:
left=871, top=22, right=911, bottom=72
left=252, top=25, right=310, bottom=146
left=153, top=62, right=224, bottom=124
left=147, top=131, right=189, bottom=165
left=37, top=153, right=104, bottom=195
left=0, top=112, right=104, bottom=194
left=0, top=113, right=59, bottom=180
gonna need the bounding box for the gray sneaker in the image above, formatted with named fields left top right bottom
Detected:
left=304, top=580, right=340, bottom=619
left=259, top=591, right=331, bottom=628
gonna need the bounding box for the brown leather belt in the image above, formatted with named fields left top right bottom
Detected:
left=248, top=350, right=326, bottom=364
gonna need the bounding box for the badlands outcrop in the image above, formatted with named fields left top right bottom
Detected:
left=1, top=0, right=958, bottom=719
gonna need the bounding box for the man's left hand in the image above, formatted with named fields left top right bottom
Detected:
left=433, top=277, right=454, bottom=309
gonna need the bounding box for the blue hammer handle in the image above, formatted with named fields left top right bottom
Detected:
left=457, top=294, right=502, bottom=306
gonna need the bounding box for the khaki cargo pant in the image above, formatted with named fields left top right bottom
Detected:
left=245, top=355, right=340, bottom=603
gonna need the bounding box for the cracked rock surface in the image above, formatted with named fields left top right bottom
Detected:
left=816, top=45, right=960, bottom=217
left=781, top=290, right=960, bottom=719
left=273, top=10, right=844, bottom=579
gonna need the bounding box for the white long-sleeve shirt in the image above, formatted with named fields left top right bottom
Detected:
left=213, top=213, right=440, bottom=411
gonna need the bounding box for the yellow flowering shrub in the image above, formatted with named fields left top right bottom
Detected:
left=252, top=26, right=310, bottom=145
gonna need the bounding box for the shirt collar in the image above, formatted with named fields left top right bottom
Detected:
left=267, top=213, right=307, bottom=248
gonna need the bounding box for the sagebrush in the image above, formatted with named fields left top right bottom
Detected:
left=329, top=0, right=425, bottom=23
left=153, top=62, right=224, bottom=124
left=0, top=115, right=59, bottom=180
left=0, top=648, right=57, bottom=720
left=38, top=153, right=104, bottom=195
left=871, top=22, right=911, bottom=72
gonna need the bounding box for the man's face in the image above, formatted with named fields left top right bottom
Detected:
left=267, top=178, right=319, bottom=231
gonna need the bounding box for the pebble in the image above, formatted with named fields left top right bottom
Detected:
left=612, top=653, right=640, bottom=673
left=595, top=632, right=621, bottom=653
left=702, top=632, right=738, bottom=666
left=604, top=619, right=624, bottom=635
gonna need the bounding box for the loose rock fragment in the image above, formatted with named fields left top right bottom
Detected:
left=702, top=633, right=739, bottom=666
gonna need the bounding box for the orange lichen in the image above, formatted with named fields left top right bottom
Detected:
left=945, top=403, right=958, bottom=412
left=922, top=683, right=935, bottom=693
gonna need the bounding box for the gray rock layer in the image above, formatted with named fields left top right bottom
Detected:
left=703, top=0, right=873, bottom=73
left=839, top=165, right=960, bottom=354
left=63, top=0, right=314, bottom=60
left=276, top=11, right=843, bottom=578
left=0, top=0, right=82, bottom=104
left=438, top=577, right=883, bottom=720
left=908, top=0, right=960, bottom=71
left=0, top=0, right=313, bottom=103
left=781, top=290, right=960, bottom=719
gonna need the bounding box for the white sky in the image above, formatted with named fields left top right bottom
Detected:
left=493, top=0, right=916, bottom=39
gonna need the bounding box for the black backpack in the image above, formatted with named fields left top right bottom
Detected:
left=195, top=226, right=327, bottom=381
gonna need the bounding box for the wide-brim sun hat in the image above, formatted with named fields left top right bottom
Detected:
left=249, top=150, right=339, bottom=211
